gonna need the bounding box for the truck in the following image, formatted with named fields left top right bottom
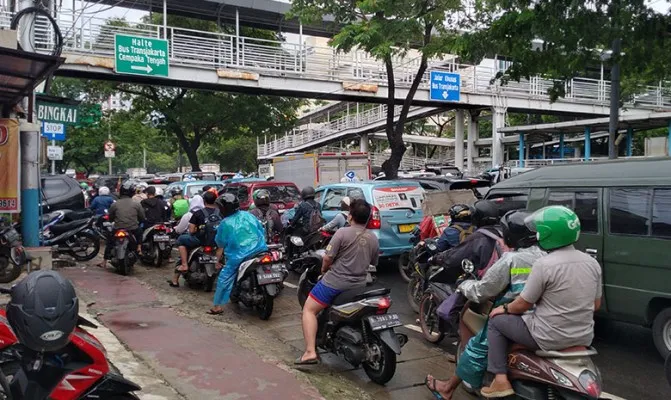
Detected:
left=272, top=152, right=371, bottom=189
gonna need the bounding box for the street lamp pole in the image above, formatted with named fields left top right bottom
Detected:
left=608, top=37, right=621, bottom=159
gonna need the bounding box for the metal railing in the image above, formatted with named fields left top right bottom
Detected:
left=506, top=156, right=649, bottom=168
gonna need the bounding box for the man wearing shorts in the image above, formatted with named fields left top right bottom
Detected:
left=296, top=198, right=379, bottom=365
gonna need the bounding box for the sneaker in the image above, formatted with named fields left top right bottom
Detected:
left=480, top=380, right=514, bottom=398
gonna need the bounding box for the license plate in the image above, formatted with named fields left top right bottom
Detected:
left=257, top=271, right=284, bottom=285
left=367, top=314, right=402, bottom=331
left=154, top=235, right=169, bottom=242
left=398, top=224, right=416, bottom=234
left=199, top=255, right=216, bottom=263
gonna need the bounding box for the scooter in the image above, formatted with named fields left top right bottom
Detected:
left=406, top=237, right=439, bottom=313
left=455, top=260, right=603, bottom=399
left=0, top=219, right=26, bottom=284
left=296, top=250, right=408, bottom=385
left=110, top=228, right=137, bottom=276
left=0, top=288, right=141, bottom=399
left=231, top=249, right=287, bottom=320
left=183, top=245, right=219, bottom=292
left=140, top=223, right=173, bottom=267
left=285, top=229, right=332, bottom=274
left=42, top=217, right=100, bottom=262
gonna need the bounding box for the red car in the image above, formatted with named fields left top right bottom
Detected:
left=220, top=181, right=301, bottom=212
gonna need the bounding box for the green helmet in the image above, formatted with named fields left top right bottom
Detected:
left=525, top=205, right=581, bottom=251
left=173, top=198, right=189, bottom=219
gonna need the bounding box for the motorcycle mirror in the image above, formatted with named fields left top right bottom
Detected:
left=462, top=259, right=475, bottom=274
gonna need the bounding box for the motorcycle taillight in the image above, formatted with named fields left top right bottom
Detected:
left=203, top=246, right=213, bottom=253
left=578, top=370, right=601, bottom=398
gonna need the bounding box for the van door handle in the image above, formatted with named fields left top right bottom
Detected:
left=586, top=248, right=598, bottom=256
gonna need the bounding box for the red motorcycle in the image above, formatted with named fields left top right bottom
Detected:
left=0, top=304, right=140, bottom=399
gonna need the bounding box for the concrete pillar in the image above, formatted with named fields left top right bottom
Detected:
left=360, top=133, right=369, bottom=152
left=491, top=106, right=506, bottom=167
left=163, top=0, right=167, bottom=38
left=20, top=122, right=41, bottom=247
left=518, top=133, right=525, bottom=167
left=668, top=121, right=671, bottom=157
left=541, top=141, right=546, bottom=159
left=454, top=110, right=465, bottom=170
left=626, top=127, right=633, bottom=157
left=574, top=147, right=581, bottom=158
left=559, top=133, right=565, bottom=159
left=584, top=126, right=591, bottom=160
left=466, top=111, right=478, bottom=173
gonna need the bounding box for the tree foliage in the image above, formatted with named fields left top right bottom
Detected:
left=290, top=0, right=461, bottom=179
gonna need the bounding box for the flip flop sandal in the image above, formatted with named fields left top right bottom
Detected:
left=166, top=280, right=179, bottom=288
left=294, top=356, right=320, bottom=365
left=207, top=308, right=224, bottom=315
left=425, top=376, right=445, bottom=400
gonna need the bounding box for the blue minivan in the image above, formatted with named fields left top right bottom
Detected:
left=315, top=181, right=425, bottom=258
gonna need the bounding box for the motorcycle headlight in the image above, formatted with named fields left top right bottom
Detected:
left=290, top=236, right=304, bottom=246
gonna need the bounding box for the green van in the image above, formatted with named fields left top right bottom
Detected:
left=484, top=158, right=671, bottom=358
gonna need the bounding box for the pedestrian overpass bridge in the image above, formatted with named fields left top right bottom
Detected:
left=6, top=9, right=670, bottom=168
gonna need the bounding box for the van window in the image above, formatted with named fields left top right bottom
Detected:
left=652, top=188, right=671, bottom=238
left=323, top=188, right=346, bottom=210
left=347, top=187, right=365, bottom=200
left=546, top=190, right=599, bottom=233
left=487, top=190, right=529, bottom=213
left=609, top=188, right=651, bottom=236
left=547, top=191, right=573, bottom=208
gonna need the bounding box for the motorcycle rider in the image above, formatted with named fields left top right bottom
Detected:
left=98, top=181, right=145, bottom=269
left=425, top=210, right=546, bottom=400
left=174, top=195, right=203, bottom=235
left=170, top=187, right=189, bottom=219
left=289, top=186, right=323, bottom=236
left=141, top=186, right=170, bottom=226
left=169, top=191, right=219, bottom=286
left=480, top=206, right=602, bottom=398
left=435, top=204, right=474, bottom=252
left=319, top=196, right=350, bottom=233
left=132, top=182, right=148, bottom=203
left=208, top=193, right=268, bottom=315
left=89, top=186, right=114, bottom=216
left=249, top=189, right=282, bottom=236
left=295, top=198, right=379, bottom=365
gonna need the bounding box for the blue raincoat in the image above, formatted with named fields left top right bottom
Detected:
left=213, top=210, right=268, bottom=306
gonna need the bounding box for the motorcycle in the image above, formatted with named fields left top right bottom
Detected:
left=42, top=217, right=100, bottom=262
left=0, top=219, right=26, bottom=284
left=406, top=237, right=439, bottom=313
left=417, top=259, right=457, bottom=344
left=231, top=249, right=287, bottom=320
left=285, top=229, right=332, bottom=274
left=455, top=260, right=603, bottom=399
left=183, top=245, right=219, bottom=292
left=296, top=250, right=407, bottom=385
left=92, top=212, right=113, bottom=241
left=0, top=288, right=141, bottom=399
left=140, top=223, right=174, bottom=267
left=110, top=229, right=138, bottom=276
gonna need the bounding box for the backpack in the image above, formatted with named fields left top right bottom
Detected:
left=453, top=224, right=475, bottom=243
left=306, top=202, right=325, bottom=233
left=478, top=228, right=512, bottom=278
left=199, top=208, right=222, bottom=246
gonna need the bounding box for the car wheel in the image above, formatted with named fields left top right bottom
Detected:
left=652, top=307, right=671, bottom=359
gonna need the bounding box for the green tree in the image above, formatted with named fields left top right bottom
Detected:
left=290, top=0, right=461, bottom=179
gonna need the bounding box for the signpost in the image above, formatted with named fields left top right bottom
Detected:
left=36, top=101, right=78, bottom=124
left=41, top=122, right=66, bottom=141
left=429, top=71, right=461, bottom=102
left=104, top=140, right=115, bottom=175
left=47, top=146, right=63, bottom=161
left=114, top=34, right=169, bottom=77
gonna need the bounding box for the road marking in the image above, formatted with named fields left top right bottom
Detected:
left=403, top=324, right=423, bottom=333
left=601, top=392, right=627, bottom=400
left=283, top=281, right=298, bottom=289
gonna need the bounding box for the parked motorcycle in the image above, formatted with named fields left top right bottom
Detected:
left=0, top=219, right=26, bottom=283
left=231, top=249, right=287, bottom=320
left=455, top=259, right=603, bottom=399
left=406, top=237, right=439, bottom=313
left=0, top=289, right=141, bottom=399
left=296, top=250, right=407, bottom=385
left=110, top=228, right=138, bottom=276
left=417, top=260, right=456, bottom=344
left=42, top=217, right=100, bottom=262
left=183, top=245, right=219, bottom=292
left=140, top=223, right=173, bottom=267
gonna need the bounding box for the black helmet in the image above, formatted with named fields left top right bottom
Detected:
left=215, top=193, right=240, bottom=217
left=301, top=186, right=315, bottom=200
left=472, top=200, right=499, bottom=227
left=170, top=187, right=183, bottom=197
left=501, top=210, right=537, bottom=249
left=119, top=180, right=137, bottom=198
left=6, top=271, right=79, bottom=352
left=449, top=204, right=472, bottom=223
left=253, top=189, right=271, bottom=208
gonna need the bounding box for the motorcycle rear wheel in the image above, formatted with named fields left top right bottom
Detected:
left=406, top=274, right=423, bottom=314
left=418, top=294, right=445, bottom=344
left=256, top=290, right=274, bottom=320
left=397, top=252, right=412, bottom=283
left=70, top=231, right=100, bottom=261
left=363, top=339, right=397, bottom=385
left=0, top=256, right=22, bottom=284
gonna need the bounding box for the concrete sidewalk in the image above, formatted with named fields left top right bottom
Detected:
left=62, top=267, right=325, bottom=400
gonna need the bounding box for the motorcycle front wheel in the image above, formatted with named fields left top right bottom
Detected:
left=0, top=256, right=22, bottom=284
left=363, top=339, right=397, bottom=385
left=418, top=294, right=445, bottom=344
left=70, top=231, right=100, bottom=261
left=256, top=290, right=274, bottom=320
left=397, top=252, right=412, bottom=283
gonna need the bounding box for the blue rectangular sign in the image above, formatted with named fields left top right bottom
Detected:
left=430, top=71, right=461, bottom=102
left=41, top=121, right=66, bottom=141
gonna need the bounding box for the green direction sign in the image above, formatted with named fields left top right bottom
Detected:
left=36, top=101, right=78, bottom=124
left=114, top=34, right=169, bottom=77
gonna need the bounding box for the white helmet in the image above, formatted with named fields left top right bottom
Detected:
left=98, top=186, right=110, bottom=196
left=155, top=187, right=164, bottom=197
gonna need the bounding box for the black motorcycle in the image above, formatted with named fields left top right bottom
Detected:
left=285, top=228, right=332, bottom=274
left=110, top=228, right=137, bottom=276
left=406, top=237, right=440, bottom=313
left=42, top=218, right=100, bottom=262
left=183, top=245, right=219, bottom=292
left=297, top=251, right=407, bottom=385
left=0, top=219, right=26, bottom=283
left=140, top=223, right=173, bottom=267
left=417, top=261, right=457, bottom=344
left=231, top=250, right=286, bottom=320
